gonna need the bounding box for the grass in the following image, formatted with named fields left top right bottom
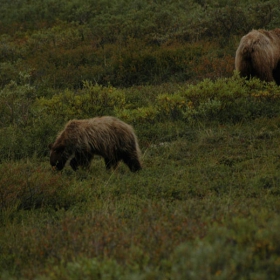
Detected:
left=1, top=115, right=280, bottom=279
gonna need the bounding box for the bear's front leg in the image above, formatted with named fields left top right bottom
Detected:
left=70, top=157, right=78, bottom=171
left=71, top=151, right=93, bottom=170
left=104, top=157, right=118, bottom=170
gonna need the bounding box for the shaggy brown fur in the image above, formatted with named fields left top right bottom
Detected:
left=235, top=28, right=280, bottom=85
left=48, top=116, right=142, bottom=172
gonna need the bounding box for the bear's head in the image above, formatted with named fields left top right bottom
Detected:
left=48, top=143, right=68, bottom=171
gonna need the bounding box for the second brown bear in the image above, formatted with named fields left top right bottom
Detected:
left=235, top=28, right=280, bottom=85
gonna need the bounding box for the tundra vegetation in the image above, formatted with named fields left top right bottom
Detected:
left=1, top=0, right=280, bottom=279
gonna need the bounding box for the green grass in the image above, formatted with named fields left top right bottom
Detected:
left=1, top=116, right=280, bottom=279
left=1, top=1, right=280, bottom=278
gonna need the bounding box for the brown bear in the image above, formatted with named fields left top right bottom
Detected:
left=235, top=28, right=280, bottom=85
left=48, top=116, right=142, bottom=172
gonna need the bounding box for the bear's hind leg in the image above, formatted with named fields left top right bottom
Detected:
left=273, top=61, right=280, bottom=85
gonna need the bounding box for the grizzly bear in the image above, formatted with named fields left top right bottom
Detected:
left=48, top=116, right=142, bottom=172
left=235, top=28, right=280, bottom=85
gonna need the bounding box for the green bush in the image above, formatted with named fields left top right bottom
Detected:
left=181, top=75, right=280, bottom=123
left=171, top=217, right=280, bottom=279
left=0, top=74, right=36, bottom=127
left=34, top=81, right=125, bottom=121
left=0, top=162, right=72, bottom=216
left=2, top=75, right=280, bottom=160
